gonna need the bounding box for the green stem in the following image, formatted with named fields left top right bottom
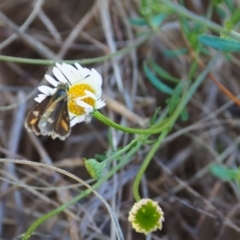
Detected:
left=132, top=53, right=219, bottom=201
left=93, top=110, right=169, bottom=134
left=0, top=35, right=149, bottom=65
left=133, top=130, right=169, bottom=201
left=103, top=138, right=140, bottom=165
left=22, top=141, right=143, bottom=240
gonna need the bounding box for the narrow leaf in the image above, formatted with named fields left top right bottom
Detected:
left=180, top=107, right=188, bottom=121
left=151, top=13, right=168, bottom=27
left=163, top=48, right=188, bottom=58
left=210, top=164, right=238, bottom=181
left=198, top=35, right=240, bottom=52
left=143, top=62, right=173, bottom=95
left=150, top=60, right=179, bottom=83
left=129, top=18, right=147, bottom=26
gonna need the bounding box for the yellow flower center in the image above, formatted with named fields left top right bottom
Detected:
left=68, top=83, right=95, bottom=115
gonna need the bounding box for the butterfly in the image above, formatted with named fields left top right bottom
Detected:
left=25, top=82, right=71, bottom=140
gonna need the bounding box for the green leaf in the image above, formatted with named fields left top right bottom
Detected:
left=141, top=0, right=148, bottom=8
left=139, top=0, right=152, bottom=17
left=210, top=164, right=239, bottom=181
left=216, top=6, right=227, bottom=18
left=149, top=60, right=179, bottom=83
left=163, top=48, right=188, bottom=58
left=180, top=107, right=188, bottom=121
left=143, top=62, right=173, bottom=95
left=224, top=0, right=235, bottom=13
left=129, top=18, right=147, bottom=26
left=213, top=0, right=224, bottom=6
left=180, top=14, right=190, bottom=36
left=151, top=13, right=168, bottom=27
left=94, top=153, right=106, bottom=162
left=225, top=8, right=240, bottom=30
left=198, top=35, right=240, bottom=52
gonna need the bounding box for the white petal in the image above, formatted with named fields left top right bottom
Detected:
left=95, top=87, right=102, bottom=98
left=88, top=69, right=103, bottom=96
left=57, top=63, right=80, bottom=85
left=65, top=64, right=79, bottom=72
left=84, top=90, right=97, bottom=100
left=53, top=67, right=68, bottom=83
left=74, top=95, right=89, bottom=101
left=34, top=94, right=47, bottom=103
left=70, top=115, right=86, bottom=127
left=76, top=100, right=94, bottom=113
left=84, top=75, right=102, bottom=96
left=62, top=63, right=82, bottom=84
left=38, top=85, right=54, bottom=95
left=95, top=99, right=106, bottom=109
left=91, top=68, right=102, bottom=86
left=65, top=64, right=83, bottom=84
left=74, top=63, right=84, bottom=73
left=75, top=63, right=91, bottom=77
left=45, top=75, right=58, bottom=87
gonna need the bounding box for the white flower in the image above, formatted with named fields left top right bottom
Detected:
left=35, top=63, right=106, bottom=127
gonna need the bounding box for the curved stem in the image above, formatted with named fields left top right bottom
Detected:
left=132, top=53, right=219, bottom=201
left=21, top=141, right=142, bottom=240
left=0, top=35, right=149, bottom=65
left=133, top=130, right=168, bottom=201
left=93, top=110, right=168, bottom=134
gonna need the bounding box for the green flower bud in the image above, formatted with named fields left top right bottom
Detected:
left=84, top=158, right=105, bottom=180
left=128, top=198, right=164, bottom=234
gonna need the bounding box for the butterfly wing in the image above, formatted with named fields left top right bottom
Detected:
left=25, top=83, right=70, bottom=140
left=24, top=96, right=52, bottom=135
left=38, top=97, right=70, bottom=140
left=53, top=102, right=70, bottom=140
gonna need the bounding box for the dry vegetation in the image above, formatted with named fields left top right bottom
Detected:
left=0, top=0, right=240, bottom=239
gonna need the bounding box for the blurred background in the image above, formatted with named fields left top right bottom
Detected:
left=0, top=0, right=240, bottom=239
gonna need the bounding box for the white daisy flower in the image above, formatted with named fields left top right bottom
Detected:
left=35, top=63, right=105, bottom=127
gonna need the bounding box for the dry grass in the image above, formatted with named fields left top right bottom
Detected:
left=0, top=0, right=240, bottom=239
